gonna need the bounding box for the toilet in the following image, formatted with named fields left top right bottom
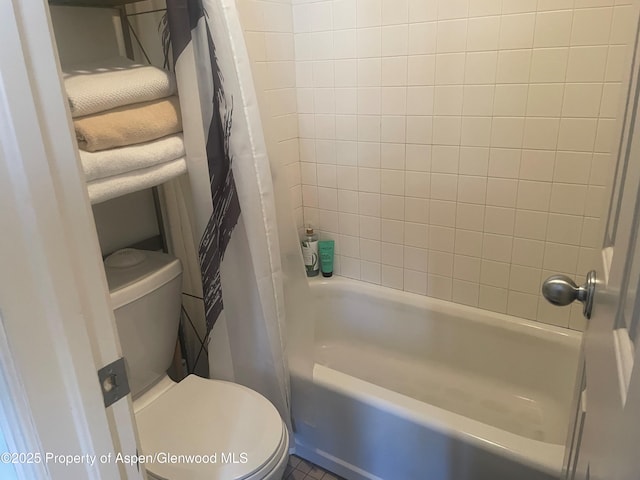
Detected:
left=104, top=248, right=289, bottom=480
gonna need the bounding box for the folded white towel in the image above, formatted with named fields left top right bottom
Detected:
left=87, top=157, right=187, bottom=205
left=63, top=57, right=176, bottom=117
left=80, top=133, right=185, bottom=181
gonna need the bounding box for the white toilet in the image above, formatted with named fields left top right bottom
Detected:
left=104, top=248, right=289, bottom=480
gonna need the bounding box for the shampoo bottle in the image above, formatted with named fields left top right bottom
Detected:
left=302, top=225, right=319, bottom=277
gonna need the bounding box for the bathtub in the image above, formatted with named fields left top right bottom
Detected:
left=292, top=276, right=582, bottom=480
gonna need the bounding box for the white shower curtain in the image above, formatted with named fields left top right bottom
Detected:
left=163, top=0, right=291, bottom=431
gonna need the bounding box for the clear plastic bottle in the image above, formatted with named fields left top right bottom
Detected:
left=301, top=225, right=319, bottom=277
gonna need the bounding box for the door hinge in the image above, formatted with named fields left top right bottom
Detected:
left=97, top=357, right=130, bottom=408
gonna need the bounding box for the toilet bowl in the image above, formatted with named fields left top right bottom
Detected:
left=104, top=249, right=289, bottom=480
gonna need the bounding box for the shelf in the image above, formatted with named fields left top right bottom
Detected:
left=49, top=0, right=143, bottom=7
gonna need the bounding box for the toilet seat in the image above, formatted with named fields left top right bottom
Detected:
left=134, top=375, right=287, bottom=480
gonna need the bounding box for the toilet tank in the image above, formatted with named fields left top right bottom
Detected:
left=103, top=249, right=182, bottom=398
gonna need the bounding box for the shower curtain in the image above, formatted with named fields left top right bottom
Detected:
left=164, top=0, right=291, bottom=430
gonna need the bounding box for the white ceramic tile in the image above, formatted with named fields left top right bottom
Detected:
left=481, top=259, right=511, bottom=288
left=434, top=85, right=464, bottom=115
left=408, top=22, right=437, bottom=55
left=499, top=13, right=536, bottom=50
left=382, top=264, right=404, bottom=289
left=357, top=27, right=382, bottom=58
left=438, top=0, right=469, bottom=19
left=404, top=269, right=428, bottom=294
left=466, top=16, right=500, bottom=51
left=428, top=274, right=453, bottom=300
left=484, top=206, right=516, bottom=235
left=382, top=219, right=405, bottom=243
left=512, top=237, right=545, bottom=267
left=558, top=118, right=598, bottom=152
left=522, top=118, right=561, bottom=150
left=530, top=47, right=569, bottom=83
left=358, top=167, right=381, bottom=192
left=459, top=147, right=490, bottom=175
left=543, top=242, right=580, bottom=273
left=381, top=143, right=407, bottom=169
left=519, top=150, right=555, bottom=182
left=408, top=0, right=437, bottom=22
left=457, top=175, right=487, bottom=204
left=468, top=0, right=501, bottom=16
left=452, top=279, right=480, bottom=306
left=455, top=228, right=484, bottom=257
left=381, top=116, right=407, bottom=143
left=429, top=225, right=455, bottom=252
left=435, top=53, right=466, bottom=85
left=462, top=85, right=495, bottom=116
left=456, top=203, right=485, bottom=231
left=526, top=83, right=564, bottom=117
left=408, top=55, right=436, bottom=86
left=554, top=151, right=592, bottom=184
left=571, top=7, right=613, bottom=46
left=493, top=85, right=528, bottom=116
left=488, top=148, right=521, bottom=178
left=433, top=116, right=462, bottom=145
left=333, top=1, right=357, bottom=30
left=404, top=245, right=428, bottom=271
left=359, top=192, right=381, bottom=217
left=491, top=117, right=525, bottom=148
left=454, top=254, right=482, bottom=282
left=566, top=46, right=608, bottom=82
left=357, top=0, right=382, bottom=27
left=550, top=183, right=588, bottom=215
left=381, top=87, right=408, bottom=115
left=338, top=189, right=359, bottom=213
left=381, top=195, right=405, bottom=220
left=430, top=200, right=457, bottom=227
left=407, top=87, right=435, bottom=115
left=533, top=10, right=572, bottom=47
left=405, top=197, right=429, bottom=223
left=509, top=264, right=542, bottom=294
left=382, top=0, right=409, bottom=25
left=405, top=144, right=431, bottom=171
left=404, top=222, right=427, bottom=248
left=437, top=19, right=468, bottom=53
left=486, top=178, right=518, bottom=207
left=381, top=169, right=405, bottom=195
left=507, top=291, right=538, bottom=320
left=405, top=171, right=430, bottom=198
left=479, top=285, right=508, bottom=313
left=482, top=233, right=513, bottom=262
left=546, top=213, right=583, bottom=245
left=496, top=50, right=532, bottom=84
left=381, top=57, right=408, bottom=86
left=562, top=83, right=604, bottom=118
left=461, top=117, right=492, bottom=147
left=464, top=52, right=498, bottom=84
left=382, top=242, right=404, bottom=266
left=431, top=173, right=458, bottom=200
left=382, top=25, right=409, bottom=56
left=431, top=145, right=459, bottom=173
left=516, top=180, right=552, bottom=211
left=406, top=116, right=433, bottom=144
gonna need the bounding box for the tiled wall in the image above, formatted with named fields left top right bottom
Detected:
left=236, top=0, right=304, bottom=229
left=291, top=0, right=637, bottom=329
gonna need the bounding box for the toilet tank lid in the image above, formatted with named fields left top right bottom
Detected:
left=104, top=249, right=182, bottom=310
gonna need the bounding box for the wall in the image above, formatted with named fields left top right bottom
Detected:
left=236, top=0, right=303, bottom=230
left=291, top=0, right=637, bottom=329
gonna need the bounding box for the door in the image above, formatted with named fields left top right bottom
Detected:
left=0, top=1, right=143, bottom=479
left=554, top=9, right=640, bottom=480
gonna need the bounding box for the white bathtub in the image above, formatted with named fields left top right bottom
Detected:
left=292, top=277, right=582, bottom=480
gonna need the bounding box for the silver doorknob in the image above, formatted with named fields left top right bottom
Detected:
left=542, top=270, right=596, bottom=319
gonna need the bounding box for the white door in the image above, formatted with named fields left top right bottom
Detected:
left=554, top=11, right=640, bottom=480
left=0, top=1, right=143, bottom=479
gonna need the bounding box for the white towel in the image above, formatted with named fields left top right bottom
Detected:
left=80, top=134, right=185, bottom=181
left=87, top=157, right=187, bottom=205
left=63, top=57, right=176, bottom=117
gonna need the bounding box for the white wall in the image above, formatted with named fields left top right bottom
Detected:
left=291, top=0, right=638, bottom=329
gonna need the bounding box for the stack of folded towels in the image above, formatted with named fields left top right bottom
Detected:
left=63, top=57, right=187, bottom=204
